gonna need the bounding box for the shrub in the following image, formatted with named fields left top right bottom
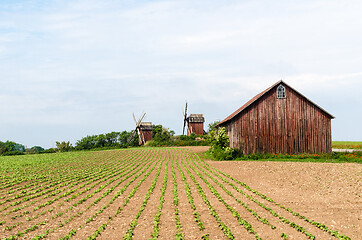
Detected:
left=2, top=150, right=25, bottom=156
left=207, top=127, right=243, bottom=160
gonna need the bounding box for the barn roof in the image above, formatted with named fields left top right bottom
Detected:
left=218, top=80, right=335, bottom=126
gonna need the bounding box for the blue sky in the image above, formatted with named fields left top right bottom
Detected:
left=1, top=0, right=361, bottom=148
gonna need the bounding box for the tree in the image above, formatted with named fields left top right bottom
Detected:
left=29, top=146, right=45, bottom=153
left=0, top=141, right=26, bottom=155
left=151, top=124, right=173, bottom=143
left=0, top=141, right=7, bottom=155
left=13, top=143, right=26, bottom=152
left=207, top=120, right=220, bottom=133
left=119, top=131, right=138, bottom=148
left=56, top=141, right=73, bottom=152
left=105, top=132, right=120, bottom=146
left=4, top=141, right=17, bottom=152
left=152, top=125, right=163, bottom=137
left=95, top=134, right=106, bottom=148
left=75, top=135, right=96, bottom=150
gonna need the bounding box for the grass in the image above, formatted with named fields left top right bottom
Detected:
left=332, top=141, right=362, bottom=149
left=204, top=151, right=362, bottom=164
left=229, top=157, right=361, bottom=163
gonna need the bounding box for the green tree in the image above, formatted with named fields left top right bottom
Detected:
left=75, top=135, right=96, bottom=150
left=0, top=141, right=26, bottom=155
left=119, top=131, right=138, bottom=148
left=151, top=124, right=173, bottom=143
left=95, top=134, right=106, bottom=148
left=56, top=141, right=73, bottom=152
left=207, top=120, right=220, bottom=133
left=152, top=125, right=163, bottom=137
left=13, top=143, right=26, bottom=152
left=29, top=146, right=45, bottom=153
left=0, top=141, right=7, bottom=155
left=4, top=141, right=17, bottom=152
left=105, top=132, right=120, bottom=146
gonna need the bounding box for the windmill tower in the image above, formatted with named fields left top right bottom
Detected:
left=187, top=114, right=205, bottom=136
left=128, top=113, right=153, bottom=145
left=138, top=122, right=153, bottom=145
left=182, top=101, right=205, bottom=136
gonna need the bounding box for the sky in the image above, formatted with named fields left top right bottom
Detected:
left=0, top=0, right=361, bottom=149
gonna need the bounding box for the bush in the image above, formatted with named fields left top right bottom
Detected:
left=2, top=150, right=25, bottom=156
left=56, top=141, right=73, bottom=152
left=207, top=127, right=242, bottom=160
left=38, top=148, right=57, bottom=154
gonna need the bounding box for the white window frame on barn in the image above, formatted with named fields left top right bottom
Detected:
left=277, top=85, right=286, bottom=99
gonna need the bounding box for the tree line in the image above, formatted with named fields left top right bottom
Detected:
left=56, top=130, right=139, bottom=152
left=0, top=141, right=47, bottom=156
left=0, top=130, right=139, bottom=156
left=1, top=122, right=220, bottom=156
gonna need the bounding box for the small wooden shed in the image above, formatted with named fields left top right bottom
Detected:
left=187, top=114, right=205, bottom=136
left=139, top=122, right=153, bottom=145
left=218, top=80, right=334, bottom=154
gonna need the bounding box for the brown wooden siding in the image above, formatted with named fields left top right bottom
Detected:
left=188, top=122, right=204, bottom=135
left=220, top=84, right=332, bottom=154
left=139, top=130, right=153, bottom=145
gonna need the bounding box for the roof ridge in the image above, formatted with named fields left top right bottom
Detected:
left=218, top=80, right=334, bottom=126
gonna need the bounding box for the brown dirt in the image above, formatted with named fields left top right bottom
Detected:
left=1, top=147, right=360, bottom=240
left=208, top=159, right=361, bottom=239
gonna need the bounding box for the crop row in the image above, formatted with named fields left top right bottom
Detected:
left=188, top=150, right=351, bottom=240
left=1, top=149, right=157, bottom=239
left=0, top=148, right=351, bottom=240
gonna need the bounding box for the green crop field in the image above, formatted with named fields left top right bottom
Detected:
left=332, top=141, right=362, bottom=149
left=0, top=148, right=352, bottom=239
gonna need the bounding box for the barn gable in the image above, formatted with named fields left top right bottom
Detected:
left=218, top=80, right=334, bottom=154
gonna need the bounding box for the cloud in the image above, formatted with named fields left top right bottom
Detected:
left=0, top=0, right=362, bottom=147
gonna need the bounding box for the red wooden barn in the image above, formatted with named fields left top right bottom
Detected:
left=187, top=114, right=205, bottom=136
left=139, top=122, right=153, bottom=145
left=218, top=80, right=335, bottom=154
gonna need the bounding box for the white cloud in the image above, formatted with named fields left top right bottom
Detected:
left=0, top=0, right=362, bottom=147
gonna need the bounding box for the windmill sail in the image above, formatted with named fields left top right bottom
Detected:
left=182, top=101, right=188, bottom=135
left=128, top=112, right=146, bottom=144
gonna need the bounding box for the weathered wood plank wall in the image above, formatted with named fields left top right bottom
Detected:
left=139, top=130, right=153, bottom=145
left=188, top=122, right=204, bottom=136
left=222, top=84, right=332, bottom=154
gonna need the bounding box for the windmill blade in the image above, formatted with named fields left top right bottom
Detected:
left=139, top=130, right=145, bottom=145
left=188, top=125, right=193, bottom=135
left=133, top=113, right=137, bottom=125
left=183, top=119, right=187, bottom=135
left=135, top=112, right=146, bottom=127
left=139, top=112, right=146, bottom=124
left=127, top=129, right=137, bottom=143
left=185, top=101, right=188, bottom=117
left=182, top=101, right=188, bottom=135
left=182, top=107, right=186, bottom=135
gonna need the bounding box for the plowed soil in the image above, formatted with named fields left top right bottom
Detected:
left=0, top=147, right=360, bottom=240
left=208, top=157, right=361, bottom=239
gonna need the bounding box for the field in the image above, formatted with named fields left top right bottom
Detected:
left=0, top=147, right=360, bottom=240
left=332, top=141, right=362, bottom=149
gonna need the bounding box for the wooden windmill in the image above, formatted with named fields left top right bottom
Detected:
left=128, top=113, right=153, bottom=145
left=182, top=101, right=205, bottom=136
left=186, top=114, right=205, bottom=136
